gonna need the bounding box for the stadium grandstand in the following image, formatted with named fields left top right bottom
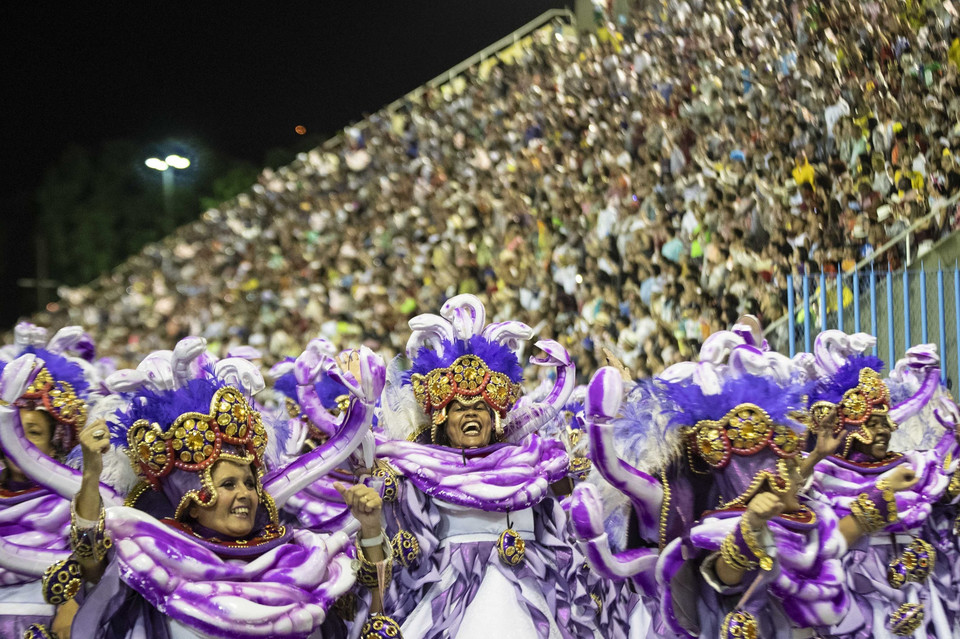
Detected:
left=24, top=0, right=960, bottom=381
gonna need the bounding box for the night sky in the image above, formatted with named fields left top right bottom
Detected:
left=1, top=1, right=567, bottom=322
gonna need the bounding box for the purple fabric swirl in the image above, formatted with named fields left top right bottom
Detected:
left=73, top=505, right=357, bottom=639
left=0, top=488, right=70, bottom=585
left=282, top=471, right=352, bottom=533
left=657, top=503, right=849, bottom=638
left=375, top=434, right=569, bottom=512
left=809, top=435, right=960, bottom=637
left=811, top=432, right=959, bottom=531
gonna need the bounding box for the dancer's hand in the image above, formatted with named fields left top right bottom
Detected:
left=78, top=419, right=110, bottom=482
left=744, top=492, right=784, bottom=530
left=335, top=482, right=383, bottom=537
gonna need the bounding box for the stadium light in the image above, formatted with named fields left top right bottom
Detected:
left=165, top=154, right=191, bottom=169
left=145, top=157, right=169, bottom=171
left=145, top=154, right=191, bottom=212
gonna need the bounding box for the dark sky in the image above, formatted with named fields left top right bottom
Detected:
left=0, top=1, right=567, bottom=320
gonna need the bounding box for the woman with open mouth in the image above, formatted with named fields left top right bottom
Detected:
left=339, top=294, right=605, bottom=639
left=36, top=336, right=382, bottom=639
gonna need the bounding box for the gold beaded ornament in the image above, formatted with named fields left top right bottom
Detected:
left=354, top=531, right=393, bottom=589
left=720, top=610, right=758, bottom=639
left=360, top=614, right=403, bottom=639
left=41, top=557, right=82, bottom=605
left=683, top=403, right=803, bottom=511
left=889, top=603, right=925, bottom=636
left=410, top=354, right=522, bottom=442
left=687, top=404, right=802, bottom=470
left=22, top=624, right=59, bottom=639
left=70, top=501, right=112, bottom=562
left=391, top=529, right=420, bottom=567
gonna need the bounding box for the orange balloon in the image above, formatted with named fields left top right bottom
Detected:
left=295, top=125, right=306, bottom=135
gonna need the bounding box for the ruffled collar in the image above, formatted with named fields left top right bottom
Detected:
left=375, top=433, right=569, bottom=512
left=827, top=452, right=904, bottom=474
left=106, top=506, right=355, bottom=638
left=161, top=519, right=291, bottom=559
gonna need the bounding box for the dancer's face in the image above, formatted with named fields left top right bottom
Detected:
left=853, top=414, right=893, bottom=460
left=778, top=458, right=804, bottom=512
left=19, top=409, right=55, bottom=457
left=5, top=410, right=55, bottom=483
left=190, top=460, right=260, bottom=538
left=445, top=400, right=494, bottom=449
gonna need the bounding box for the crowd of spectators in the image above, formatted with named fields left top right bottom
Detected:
left=33, top=0, right=960, bottom=380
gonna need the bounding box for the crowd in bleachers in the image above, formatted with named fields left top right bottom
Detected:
left=36, top=0, right=960, bottom=379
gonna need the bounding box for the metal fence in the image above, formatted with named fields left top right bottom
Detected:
left=770, top=265, right=960, bottom=389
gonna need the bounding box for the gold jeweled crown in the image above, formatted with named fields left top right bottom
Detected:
left=20, top=366, right=88, bottom=433
left=128, top=386, right=267, bottom=488
left=810, top=368, right=894, bottom=457
left=836, top=368, right=890, bottom=425
left=688, top=403, right=802, bottom=469
left=410, top=354, right=522, bottom=425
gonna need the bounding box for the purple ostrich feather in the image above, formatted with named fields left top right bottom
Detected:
left=404, top=335, right=524, bottom=383
left=661, top=374, right=810, bottom=432
left=809, top=355, right=885, bottom=405
left=23, top=348, right=89, bottom=396
left=274, top=365, right=348, bottom=411
left=112, top=378, right=225, bottom=445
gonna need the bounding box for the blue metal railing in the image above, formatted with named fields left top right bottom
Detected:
left=780, top=264, right=960, bottom=387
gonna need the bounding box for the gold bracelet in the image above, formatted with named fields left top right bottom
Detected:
left=354, top=530, right=393, bottom=589
left=41, top=557, right=83, bottom=605
left=740, top=516, right=773, bottom=571
left=944, top=472, right=960, bottom=501
left=876, top=479, right=900, bottom=524
left=850, top=493, right=886, bottom=533
left=70, top=500, right=112, bottom=562
left=720, top=530, right=757, bottom=572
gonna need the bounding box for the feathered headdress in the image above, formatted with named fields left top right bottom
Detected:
left=1, top=324, right=101, bottom=456
left=661, top=372, right=810, bottom=510
left=806, top=331, right=946, bottom=460
left=107, top=337, right=277, bottom=530
left=389, top=294, right=575, bottom=445
left=271, top=354, right=350, bottom=442
left=809, top=354, right=890, bottom=458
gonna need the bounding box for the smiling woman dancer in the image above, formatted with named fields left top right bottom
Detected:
left=58, top=337, right=383, bottom=639
left=339, top=294, right=601, bottom=639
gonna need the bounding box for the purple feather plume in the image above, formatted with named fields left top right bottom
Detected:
left=274, top=362, right=348, bottom=411
left=404, top=335, right=523, bottom=384
left=113, top=378, right=226, bottom=445
left=25, top=347, right=90, bottom=396
left=661, top=374, right=810, bottom=432
left=810, top=355, right=885, bottom=405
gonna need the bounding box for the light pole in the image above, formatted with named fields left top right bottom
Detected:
left=145, top=155, right=191, bottom=214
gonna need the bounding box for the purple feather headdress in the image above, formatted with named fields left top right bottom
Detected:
left=659, top=373, right=811, bottom=511
left=809, top=355, right=885, bottom=405
left=393, top=294, right=576, bottom=445
left=405, top=335, right=524, bottom=383
left=274, top=365, right=349, bottom=412
left=809, top=354, right=891, bottom=459
left=662, top=374, right=810, bottom=430
left=117, top=376, right=275, bottom=527
left=404, top=334, right=525, bottom=442
left=14, top=347, right=92, bottom=454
